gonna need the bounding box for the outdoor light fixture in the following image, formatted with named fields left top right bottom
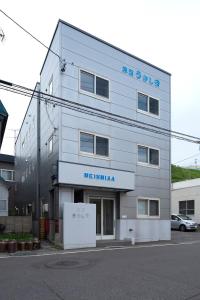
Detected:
left=60, top=59, right=66, bottom=72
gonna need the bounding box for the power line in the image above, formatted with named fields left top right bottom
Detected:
left=0, top=9, right=60, bottom=60
left=0, top=79, right=199, bottom=143
left=174, top=152, right=200, bottom=165
left=1, top=79, right=200, bottom=144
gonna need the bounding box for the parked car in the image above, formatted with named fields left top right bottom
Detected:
left=171, top=214, right=198, bottom=232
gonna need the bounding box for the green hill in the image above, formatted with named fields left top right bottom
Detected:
left=171, top=165, right=200, bottom=183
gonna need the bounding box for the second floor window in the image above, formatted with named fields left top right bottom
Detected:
left=80, top=70, right=109, bottom=99
left=138, top=92, right=159, bottom=116
left=80, top=132, right=109, bottom=157
left=138, top=145, right=159, bottom=167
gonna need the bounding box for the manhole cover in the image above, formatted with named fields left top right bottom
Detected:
left=44, top=258, right=93, bottom=270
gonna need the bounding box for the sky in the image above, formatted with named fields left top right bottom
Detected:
left=0, top=0, right=200, bottom=166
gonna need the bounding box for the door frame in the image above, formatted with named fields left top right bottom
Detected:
left=89, top=196, right=116, bottom=240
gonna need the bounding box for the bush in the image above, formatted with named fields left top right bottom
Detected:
left=0, top=233, right=33, bottom=241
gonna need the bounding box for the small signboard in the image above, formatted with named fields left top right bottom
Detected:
left=63, top=203, right=96, bottom=249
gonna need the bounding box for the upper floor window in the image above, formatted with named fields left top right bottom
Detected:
left=179, top=200, right=194, bottom=215
left=138, top=92, right=159, bottom=116
left=80, top=132, right=109, bottom=157
left=0, top=169, right=15, bottom=181
left=80, top=70, right=109, bottom=99
left=138, top=145, right=159, bottom=167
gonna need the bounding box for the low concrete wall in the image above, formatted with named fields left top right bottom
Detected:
left=116, top=219, right=171, bottom=242
left=0, top=216, right=32, bottom=233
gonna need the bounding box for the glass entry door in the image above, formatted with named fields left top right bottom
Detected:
left=90, top=198, right=115, bottom=240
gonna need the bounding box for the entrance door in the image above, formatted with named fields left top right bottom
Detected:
left=90, top=198, right=115, bottom=240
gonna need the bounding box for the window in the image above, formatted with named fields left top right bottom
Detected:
left=80, top=132, right=94, bottom=154
left=0, top=169, right=14, bottom=181
left=96, top=76, right=109, bottom=98
left=80, top=70, right=109, bottom=99
left=0, top=200, right=6, bottom=211
left=171, top=215, right=179, bottom=221
left=138, top=145, right=159, bottom=167
left=179, top=200, right=194, bottom=215
left=96, top=136, right=109, bottom=156
left=138, top=92, right=159, bottom=116
left=80, top=132, right=109, bottom=157
left=80, top=71, right=94, bottom=93
left=138, top=198, right=160, bottom=217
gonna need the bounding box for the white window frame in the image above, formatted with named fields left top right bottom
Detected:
left=179, top=200, right=195, bottom=215
left=137, top=197, right=160, bottom=218
left=79, top=130, right=110, bottom=160
left=79, top=68, right=110, bottom=102
left=137, top=91, right=160, bottom=118
left=137, top=144, right=160, bottom=168
left=0, top=169, right=15, bottom=181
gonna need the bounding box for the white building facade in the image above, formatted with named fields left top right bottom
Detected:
left=172, top=179, right=200, bottom=224
left=15, top=20, right=171, bottom=245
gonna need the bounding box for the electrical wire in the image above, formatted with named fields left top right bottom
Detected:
left=0, top=79, right=200, bottom=145
left=0, top=81, right=198, bottom=143
left=0, top=9, right=60, bottom=61
left=1, top=79, right=199, bottom=140
left=174, top=153, right=200, bottom=165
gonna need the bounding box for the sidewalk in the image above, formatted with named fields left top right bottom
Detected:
left=1, top=232, right=200, bottom=258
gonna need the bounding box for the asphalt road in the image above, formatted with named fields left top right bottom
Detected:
left=1, top=235, right=200, bottom=300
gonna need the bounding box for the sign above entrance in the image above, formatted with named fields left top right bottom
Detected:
left=83, top=172, right=115, bottom=182
left=58, top=161, right=135, bottom=191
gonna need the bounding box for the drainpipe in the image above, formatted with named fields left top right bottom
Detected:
left=34, top=83, right=41, bottom=238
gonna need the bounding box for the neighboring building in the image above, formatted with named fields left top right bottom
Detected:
left=0, top=100, right=9, bottom=217
left=0, top=154, right=15, bottom=215
left=171, top=179, right=200, bottom=224
left=0, top=177, right=9, bottom=216
left=15, top=20, right=171, bottom=244
left=0, top=100, right=8, bottom=148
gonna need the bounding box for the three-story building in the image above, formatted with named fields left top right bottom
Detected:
left=15, top=20, right=171, bottom=244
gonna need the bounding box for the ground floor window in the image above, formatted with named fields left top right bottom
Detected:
left=179, top=200, right=194, bottom=215
left=137, top=198, right=160, bottom=217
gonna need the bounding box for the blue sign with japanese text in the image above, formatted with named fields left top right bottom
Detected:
left=122, top=66, right=160, bottom=88
left=84, top=172, right=115, bottom=182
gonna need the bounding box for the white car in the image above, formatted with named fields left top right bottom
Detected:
left=171, top=214, right=198, bottom=231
